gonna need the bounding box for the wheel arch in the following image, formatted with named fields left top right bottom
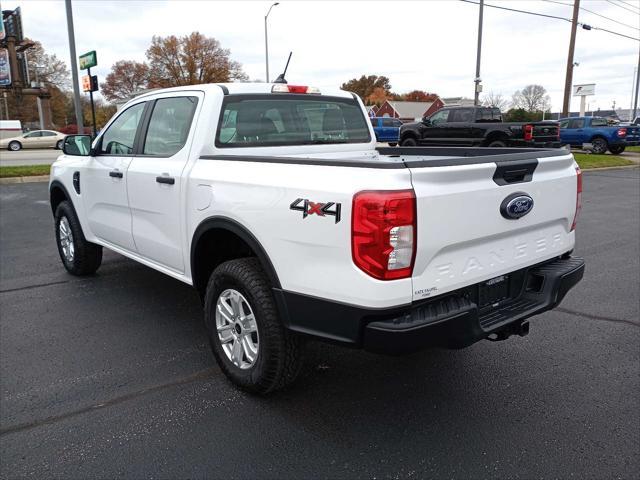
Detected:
left=191, top=216, right=281, bottom=301
left=483, top=130, right=510, bottom=145
left=49, top=180, right=72, bottom=216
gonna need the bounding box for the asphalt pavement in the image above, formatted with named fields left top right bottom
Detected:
left=0, top=149, right=60, bottom=167
left=0, top=169, right=638, bottom=479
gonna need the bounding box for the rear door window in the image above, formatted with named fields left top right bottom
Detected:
left=449, top=109, right=474, bottom=122
left=590, top=118, right=608, bottom=127
left=143, top=96, right=198, bottom=156
left=382, top=118, right=394, bottom=127
left=567, top=119, right=585, bottom=129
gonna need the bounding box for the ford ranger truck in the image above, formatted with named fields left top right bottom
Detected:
left=49, top=83, right=585, bottom=394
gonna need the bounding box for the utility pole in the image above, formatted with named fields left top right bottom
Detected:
left=474, top=0, right=484, bottom=106
left=633, top=47, right=640, bottom=120
left=65, top=0, right=84, bottom=131
left=562, top=0, right=580, bottom=117
left=264, top=2, right=279, bottom=83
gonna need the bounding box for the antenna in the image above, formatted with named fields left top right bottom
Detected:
left=273, top=51, right=292, bottom=84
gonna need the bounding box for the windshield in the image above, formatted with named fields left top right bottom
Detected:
left=215, top=94, right=371, bottom=148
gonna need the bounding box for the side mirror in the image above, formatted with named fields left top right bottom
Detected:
left=62, top=135, right=92, bottom=156
left=421, top=117, right=431, bottom=126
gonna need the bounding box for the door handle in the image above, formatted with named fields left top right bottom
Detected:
left=109, top=170, right=123, bottom=178
left=156, top=175, right=175, bottom=185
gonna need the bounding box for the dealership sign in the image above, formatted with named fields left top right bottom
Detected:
left=573, top=84, right=595, bottom=96
left=79, top=50, right=97, bottom=70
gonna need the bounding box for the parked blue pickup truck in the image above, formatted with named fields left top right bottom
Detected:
left=559, top=116, right=640, bottom=154
left=369, top=117, right=402, bottom=145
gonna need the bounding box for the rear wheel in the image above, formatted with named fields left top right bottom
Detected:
left=400, top=137, right=417, bottom=147
left=56, top=139, right=64, bottom=150
left=388, top=142, right=398, bottom=147
left=204, top=258, right=304, bottom=394
left=54, top=200, right=102, bottom=275
left=591, top=137, right=608, bottom=154
left=608, top=145, right=625, bottom=155
left=8, top=141, right=21, bottom=151
left=487, top=139, right=507, bottom=147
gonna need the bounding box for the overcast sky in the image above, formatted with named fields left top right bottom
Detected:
left=13, top=0, right=640, bottom=113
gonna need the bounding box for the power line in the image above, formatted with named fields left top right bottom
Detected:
left=459, top=0, right=640, bottom=41
left=541, top=0, right=640, bottom=31
left=619, top=0, right=640, bottom=12
left=605, top=0, right=640, bottom=14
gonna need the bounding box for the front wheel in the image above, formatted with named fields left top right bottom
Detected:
left=204, top=258, right=304, bottom=394
left=608, top=145, right=625, bottom=155
left=54, top=201, right=102, bottom=275
left=388, top=142, right=397, bottom=147
left=591, top=138, right=608, bottom=154
left=400, top=137, right=417, bottom=147
left=56, top=139, right=64, bottom=150
left=8, top=141, right=21, bottom=151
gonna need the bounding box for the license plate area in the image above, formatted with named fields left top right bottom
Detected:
left=478, top=275, right=510, bottom=308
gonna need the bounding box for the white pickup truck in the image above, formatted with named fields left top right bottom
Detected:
left=50, top=82, right=584, bottom=393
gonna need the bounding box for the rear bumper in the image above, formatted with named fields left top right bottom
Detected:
left=274, top=255, right=585, bottom=354
left=510, top=139, right=562, bottom=148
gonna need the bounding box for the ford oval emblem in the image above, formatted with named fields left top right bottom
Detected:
left=500, top=193, right=534, bottom=219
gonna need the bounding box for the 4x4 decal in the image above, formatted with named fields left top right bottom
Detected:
left=290, top=198, right=342, bottom=224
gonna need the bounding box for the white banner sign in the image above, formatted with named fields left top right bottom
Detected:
left=573, top=84, right=595, bottom=96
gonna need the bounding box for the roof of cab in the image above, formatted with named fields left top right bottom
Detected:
left=132, top=82, right=354, bottom=100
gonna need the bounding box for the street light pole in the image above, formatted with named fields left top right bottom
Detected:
left=65, top=0, right=84, bottom=132
left=264, top=2, right=279, bottom=83
left=474, top=0, right=484, bottom=106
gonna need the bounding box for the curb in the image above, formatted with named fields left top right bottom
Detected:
left=0, top=175, right=50, bottom=184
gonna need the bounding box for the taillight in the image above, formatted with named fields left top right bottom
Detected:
left=617, top=128, right=627, bottom=137
left=571, top=166, right=582, bottom=231
left=524, top=124, right=533, bottom=141
left=352, top=190, right=416, bottom=280
left=271, top=84, right=321, bottom=94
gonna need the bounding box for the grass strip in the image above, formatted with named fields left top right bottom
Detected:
left=0, top=164, right=51, bottom=178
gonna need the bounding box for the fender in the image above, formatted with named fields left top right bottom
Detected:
left=49, top=179, right=75, bottom=216
left=190, top=216, right=282, bottom=290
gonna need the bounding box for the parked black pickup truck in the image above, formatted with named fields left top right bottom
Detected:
left=399, top=106, right=561, bottom=148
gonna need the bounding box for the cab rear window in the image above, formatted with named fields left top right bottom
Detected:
left=215, top=94, right=371, bottom=147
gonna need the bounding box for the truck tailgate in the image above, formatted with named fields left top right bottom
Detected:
left=408, top=151, right=578, bottom=301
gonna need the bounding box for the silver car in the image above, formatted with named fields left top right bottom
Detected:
left=0, top=130, right=66, bottom=151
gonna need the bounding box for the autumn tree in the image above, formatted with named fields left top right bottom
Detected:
left=145, top=32, right=247, bottom=88
left=341, top=75, right=392, bottom=102
left=511, top=85, right=551, bottom=112
left=401, top=90, right=439, bottom=102
left=366, top=87, right=390, bottom=106
left=482, top=91, right=508, bottom=111
left=100, top=60, right=150, bottom=102
left=23, top=38, right=70, bottom=89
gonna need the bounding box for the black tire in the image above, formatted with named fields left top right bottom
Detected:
left=591, top=137, right=608, bottom=154
left=54, top=200, right=102, bottom=276
left=388, top=142, right=398, bottom=147
left=608, top=145, right=625, bottom=155
left=56, top=139, right=64, bottom=150
left=204, top=258, right=304, bottom=394
left=487, top=139, right=507, bottom=147
left=8, top=141, right=21, bottom=151
left=400, top=137, right=417, bottom=147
